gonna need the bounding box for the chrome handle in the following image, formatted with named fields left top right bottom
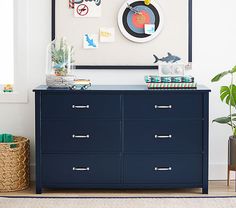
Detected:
left=73, top=167, right=90, bottom=171
left=72, top=134, right=90, bottom=139
left=154, top=167, right=172, bottom=171
left=155, top=135, right=172, bottom=139
left=155, top=105, right=172, bottom=109
left=72, top=105, right=90, bottom=109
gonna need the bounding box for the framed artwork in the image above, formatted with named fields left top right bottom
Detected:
left=52, top=0, right=192, bottom=70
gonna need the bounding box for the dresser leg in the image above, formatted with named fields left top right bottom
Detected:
left=202, top=187, right=208, bottom=194
left=36, top=186, right=42, bottom=194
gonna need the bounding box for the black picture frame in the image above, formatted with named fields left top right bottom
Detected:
left=51, top=0, right=192, bottom=70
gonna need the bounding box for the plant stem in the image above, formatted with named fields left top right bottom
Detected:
left=230, top=74, right=234, bottom=135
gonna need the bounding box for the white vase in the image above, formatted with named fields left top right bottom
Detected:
left=46, top=74, right=75, bottom=88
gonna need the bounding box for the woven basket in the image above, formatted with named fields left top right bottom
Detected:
left=0, top=136, right=30, bottom=192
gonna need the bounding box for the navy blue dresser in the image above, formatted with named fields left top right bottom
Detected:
left=33, top=85, right=210, bottom=194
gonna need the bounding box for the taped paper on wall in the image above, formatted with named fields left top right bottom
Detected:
left=144, top=24, right=155, bottom=34
left=74, top=0, right=101, bottom=17
left=83, top=34, right=98, bottom=49
left=100, top=27, right=115, bottom=42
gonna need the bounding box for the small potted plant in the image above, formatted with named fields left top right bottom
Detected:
left=211, top=66, right=236, bottom=185
left=46, top=37, right=75, bottom=88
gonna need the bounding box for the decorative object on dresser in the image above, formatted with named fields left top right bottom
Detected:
left=211, top=66, right=236, bottom=187
left=72, top=79, right=91, bottom=90
left=46, top=37, right=75, bottom=88
left=145, top=75, right=197, bottom=89
left=33, top=85, right=210, bottom=194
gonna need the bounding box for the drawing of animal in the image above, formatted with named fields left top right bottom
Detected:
left=153, top=52, right=181, bottom=63
left=78, top=8, right=87, bottom=13
left=85, top=34, right=96, bottom=47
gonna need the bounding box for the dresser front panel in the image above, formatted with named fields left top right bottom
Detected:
left=124, top=154, right=202, bottom=184
left=42, top=93, right=121, bottom=119
left=34, top=86, right=210, bottom=194
left=124, top=120, right=202, bottom=153
left=42, top=119, right=121, bottom=153
left=124, top=94, right=202, bottom=119
left=42, top=154, right=121, bottom=184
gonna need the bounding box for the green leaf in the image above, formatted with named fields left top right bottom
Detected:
left=220, top=85, right=236, bottom=107
left=230, top=66, right=236, bottom=73
left=211, top=70, right=231, bottom=82
left=230, top=85, right=236, bottom=106
left=226, top=95, right=230, bottom=105
left=213, top=117, right=231, bottom=124
left=220, top=88, right=229, bottom=101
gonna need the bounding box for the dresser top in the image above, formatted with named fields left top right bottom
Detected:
left=33, top=85, right=210, bottom=93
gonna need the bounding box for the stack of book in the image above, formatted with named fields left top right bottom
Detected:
left=72, top=79, right=91, bottom=90
left=144, top=75, right=197, bottom=89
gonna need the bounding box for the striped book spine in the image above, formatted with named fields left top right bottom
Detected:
left=147, top=83, right=197, bottom=89
left=144, top=76, right=194, bottom=83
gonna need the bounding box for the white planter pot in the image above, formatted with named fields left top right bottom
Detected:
left=46, top=75, right=75, bottom=88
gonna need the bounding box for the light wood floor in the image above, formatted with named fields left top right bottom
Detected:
left=0, top=181, right=235, bottom=197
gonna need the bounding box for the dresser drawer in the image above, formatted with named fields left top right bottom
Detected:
left=42, top=120, right=121, bottom=153
left=42, top=154, right=121, bottom=184
left=124, top=120, right=202, bottom=153
left=124, top=94, right=202, bottom=119
left=124, top=154, right=202, bottom=184
left=42, top=93, right=121, bottom=119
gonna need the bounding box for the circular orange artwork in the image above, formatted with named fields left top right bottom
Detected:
left=132, top=11, right=150, bottom=29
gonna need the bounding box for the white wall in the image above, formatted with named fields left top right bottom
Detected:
left=0, top=0, right=236, bottom=180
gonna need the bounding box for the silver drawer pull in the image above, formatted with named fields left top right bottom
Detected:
left=73, top=167, right=90, bottom=171
left=72, top=105, right=90, bottom=109
left=155, top=105, right=172, bottom=109
left=155, top=135, right=172, bottom=139
left=72, top=134, right=90, bottom=139
left=155, top=167, right=172, bottom=171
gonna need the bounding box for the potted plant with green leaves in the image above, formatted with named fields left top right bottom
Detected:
left=211, top=66, right=236, bottom=186
left=46, top=37, right=75, bottom=88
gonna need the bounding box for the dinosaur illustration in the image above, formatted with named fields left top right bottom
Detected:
left=85, top=34, right=96, bottom=48
left=153, top=52, right=181, bottom=63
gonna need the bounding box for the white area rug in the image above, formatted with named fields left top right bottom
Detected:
left=1, top=197, right=236, bottom=208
